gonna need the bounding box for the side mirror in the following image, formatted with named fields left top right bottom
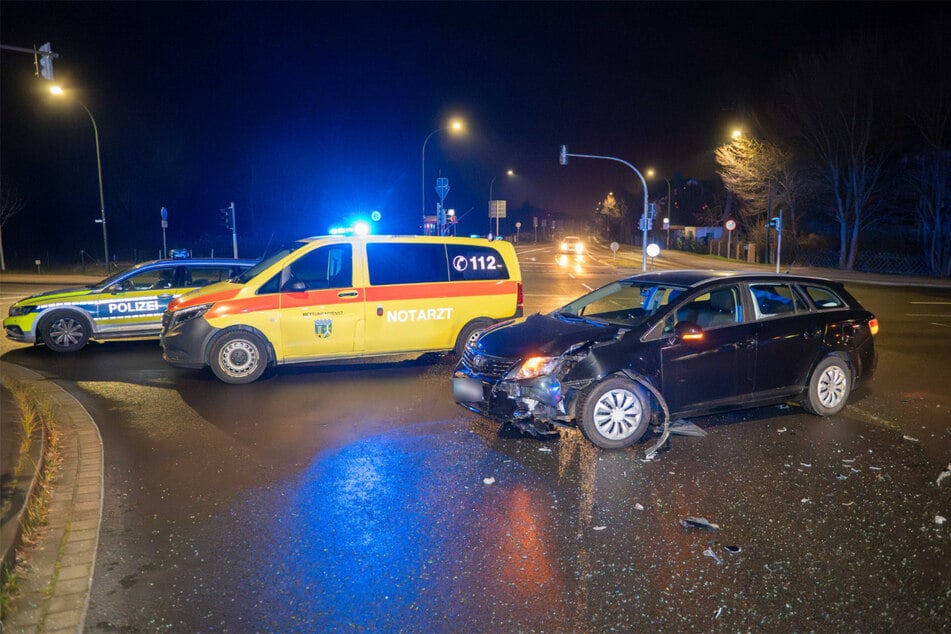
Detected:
left=108, top=283, right=123, bottom=294
left=674, top=321, right=704, bottom=342
left=282, top=280, right=306, bottom=293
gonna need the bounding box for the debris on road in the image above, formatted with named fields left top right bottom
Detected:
left=483, top=477, right=496, bottom=485
left=593, top=525, right=607, bottom=531
left=903, top=435, right=920, bottom=442
left=724, top=545, right=742, bottom=553
left=937, top=464, right=951, bottom=487
left=777, top=427, right=787, bottom=433
left=634, top=503, right=644, bottom=511
left=703, top=547, right=722, bottom=564
left=936, top=515, right=947, bottom=526
left=680, top=516, right=719, bottom=531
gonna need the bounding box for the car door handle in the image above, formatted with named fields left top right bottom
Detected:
left=337, top=290, right=359, bottom=298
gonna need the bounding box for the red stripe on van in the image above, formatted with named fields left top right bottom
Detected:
left=365, top=280, right=519, bottom=302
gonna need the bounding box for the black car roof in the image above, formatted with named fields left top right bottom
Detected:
left=620, top=269, right=839, bottom=288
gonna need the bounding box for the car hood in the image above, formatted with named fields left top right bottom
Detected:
left=16, top=286, right=96, bottom=305
left=476, top=312, right=621, bottom=358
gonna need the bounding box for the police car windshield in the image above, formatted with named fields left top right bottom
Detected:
left=557, top=281, right=687, bottom=326
left=94, top=263, right=141, bottom=289
left=233, top=244, right=303, bottom=283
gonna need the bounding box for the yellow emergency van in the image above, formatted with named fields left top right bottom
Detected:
left=160, top=235, right=523, bottom=383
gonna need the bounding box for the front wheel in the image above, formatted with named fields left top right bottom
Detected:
left=209, top=331, right=269, bottom=384
left=801, top=355, right=851, bottom=416
left=40, top=311, right=91, bottom=353
left=579, top=377, right=651, bottom=449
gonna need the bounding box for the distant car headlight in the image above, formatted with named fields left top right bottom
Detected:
left=508, top=356, right=565, bottom=380
left=560, top=243, right=568, bottom=251
left=8, top=305, right=35, bottom=317
left=168, top=303, right=213, bottom=328
left=575, top=244, right=584, bottom=254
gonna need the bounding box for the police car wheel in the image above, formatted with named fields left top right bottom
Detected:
left=210, top=331, right=268, bottom=384
left=40, top=311, right=90, bottom=353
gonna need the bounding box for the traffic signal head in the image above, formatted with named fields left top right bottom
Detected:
left=559, top=145, right=568, bottom=165
left=38, top=43, right=54, bottom=80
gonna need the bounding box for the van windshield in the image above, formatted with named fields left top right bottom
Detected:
left=233, top=243, right=305, bottom=283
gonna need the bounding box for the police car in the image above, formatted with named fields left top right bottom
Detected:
left=4, top=258, right=257, bottom=352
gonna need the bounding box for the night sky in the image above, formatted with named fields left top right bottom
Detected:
left=0, top=2, right=943, bottom=265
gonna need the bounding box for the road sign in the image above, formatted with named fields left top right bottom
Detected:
left=488, top=200, right=507, bottom=219
left=725, top=219, right=737, bottom=231
left=435, top=177, right=449, bottom=203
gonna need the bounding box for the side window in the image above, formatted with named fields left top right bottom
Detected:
left=367, top=243, right=449, bottom=285
left=802, top=285, right=846, bottom=310
left=446, top=245, right=509, bottom=281
left=183, top=266, right=237, bottom=288
left=662, top=286, right=741, bottom=332
left=123, top=268, right=176, bottom=291
left=749, top=283, right=807, bottom=320
left=287, top=244, right=353, bottom=291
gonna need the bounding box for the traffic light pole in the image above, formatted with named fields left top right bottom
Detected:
left=229, top=202, right=238, bottom=258
left=559, top=146, right=649, bottom=271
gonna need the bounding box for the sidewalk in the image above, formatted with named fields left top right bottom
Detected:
left=0, top=363, right=103, bottom=632
left=582, top=238, right=951, bottom=288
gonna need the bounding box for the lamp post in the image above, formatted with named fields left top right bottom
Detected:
left=647, top=169, right=672, bottom=249
left=489, top=169, right=514, bottom=237
left=421, top=119, right=463, bottom=224
left=51, top=86, right=108, bottom=267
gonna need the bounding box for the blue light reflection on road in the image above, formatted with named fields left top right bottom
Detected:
left=230, top=423, right=566, bottom=631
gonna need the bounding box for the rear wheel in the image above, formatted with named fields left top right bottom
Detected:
left=209, top=331, right=269, bottom=384
left=801, top=355, right=851, bottom=415
left=40, top=311, right=91, bottom=353
left=454, top=318, right=494, bottom=355
left=579, top=377, right=651, bottom=449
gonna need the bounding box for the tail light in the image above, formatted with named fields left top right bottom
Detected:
left=868, top=317, right=879, bottom=336
left=516, top=281, right=524, bottom=312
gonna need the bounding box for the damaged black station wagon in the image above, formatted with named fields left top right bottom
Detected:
left=453, top=270, right=878, bottom=449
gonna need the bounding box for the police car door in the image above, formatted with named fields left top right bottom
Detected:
left=95, top=265, right=177, bottom=337
left=278, top=243, right=364, bottom=359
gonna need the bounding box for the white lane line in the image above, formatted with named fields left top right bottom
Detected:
left=582, top=283, right=594, bottom=291
left=905, top=313, right=951, bottom=317
left=910, top=301, right=951, bottom=305
left=930, top=322, right=950, bottom=328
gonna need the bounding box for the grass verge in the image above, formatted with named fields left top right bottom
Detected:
left=0, top=375, right=62, bottom=622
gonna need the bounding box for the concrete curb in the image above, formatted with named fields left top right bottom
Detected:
left=0, top=362, right=103, bottom=633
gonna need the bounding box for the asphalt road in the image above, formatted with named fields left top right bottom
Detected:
left=1, top=245, right=949, bottom=631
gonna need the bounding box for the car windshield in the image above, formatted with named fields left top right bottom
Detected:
left=556, top=281, right=687, bottom=326
left=233, top=243, right=305, bottom=283
left=93, top=263, right=144, bottom=289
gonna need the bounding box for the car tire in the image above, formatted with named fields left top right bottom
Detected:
left=40, top=310, right=91, bottom=353
left=579, top=377, right=651, bottom=449
left=209, top=330, right=269, bottom=384
left=801, top=354, right=851, bottom=416
left=454, top=318, right=494, bottom=356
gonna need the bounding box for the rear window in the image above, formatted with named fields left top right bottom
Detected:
left=447, top=245, right=510, bottom=281
left=367, top=243, right=449, bottom=285
left=801, top=285, right=847, bottom=309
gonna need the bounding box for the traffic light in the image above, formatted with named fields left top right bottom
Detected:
left=436, top=203, right=447, bottom=227
left=559, top=145, right=568, bottom=165
left=38, top=43, right=54, bottom=80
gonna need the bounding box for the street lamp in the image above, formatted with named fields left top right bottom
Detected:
left=50, top=85, right=109, bottom=268
left=489, top=168, right=514, bottom=237
left=647, top=169, right=672, bottom=249
left=421, top=118, right=464, bottom=221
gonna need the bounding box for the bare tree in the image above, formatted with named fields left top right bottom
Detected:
left=0, top=179, right=26, bottom=271
left=778, top=39, right=889, bottom=270
left=902, top=28, right=951, bottom=276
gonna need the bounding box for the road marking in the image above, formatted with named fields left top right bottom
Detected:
left=582, top=283, right=594, bottom=291
left=930, top=322, right=950, bottom=328
left=910, top=301, right=951, bottom=305
left=905, top=313, right=951, bottom=317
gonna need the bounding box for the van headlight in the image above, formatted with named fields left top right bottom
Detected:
left=169, top=303, right=213, bottom=328
left=8, top=305, right=36, bottom=317
left=507, top=356, right=564, bottom=380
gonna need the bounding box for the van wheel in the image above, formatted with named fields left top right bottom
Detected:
left=800, top=355, right=851, bottom=416
left=455, top=318, right=494, bottom=355
left=579, top=377, right=651, bottom=449
left=210, top=331, right=268, bottom=384
left=40, top=311, right=91, bottom=353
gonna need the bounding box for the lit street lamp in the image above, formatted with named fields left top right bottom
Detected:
left=50, top=85, right=109, bottom=267
left=489, top=168, right=514, bottom=237
left=421, top=119, right=464, bottom=221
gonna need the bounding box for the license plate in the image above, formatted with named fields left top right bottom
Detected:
left=453, top=377, right=485, bottom=403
